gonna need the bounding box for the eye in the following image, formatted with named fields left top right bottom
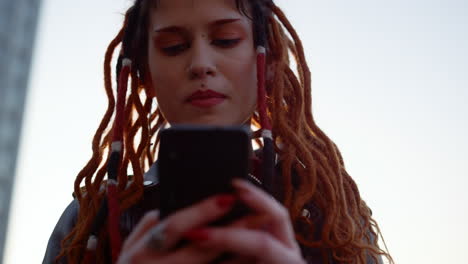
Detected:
left=212, top=38, right=241, bottom=48
left=161, top=43, right=190, bottom=56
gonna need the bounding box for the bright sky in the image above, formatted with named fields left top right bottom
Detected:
left=4, top=0, right=468, bottom=263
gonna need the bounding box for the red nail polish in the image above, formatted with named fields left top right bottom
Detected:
left=184, top=229, right=211, bottom=241
left=216, top=194, right=236, bottom=208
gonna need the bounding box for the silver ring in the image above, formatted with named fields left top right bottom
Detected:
left=147, top=222, right=167, bottom=251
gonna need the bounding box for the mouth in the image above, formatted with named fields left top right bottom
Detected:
left=186, top=89, right=227, bottom=108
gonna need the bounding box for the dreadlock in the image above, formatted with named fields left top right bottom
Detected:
left=57, top=0, right=394, bottom=263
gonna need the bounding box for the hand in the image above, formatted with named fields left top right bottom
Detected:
left=182, top=179, right=306, bottom=264
left=117, top=194, right=238, bottom=264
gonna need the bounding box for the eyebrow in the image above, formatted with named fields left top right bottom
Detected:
left=154, top=18, right=242, bottom=33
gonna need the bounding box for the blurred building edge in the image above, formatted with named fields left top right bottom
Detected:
left=0, top=0, right=42, bottom=263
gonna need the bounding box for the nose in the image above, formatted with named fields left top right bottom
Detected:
left=187, top=39, right=216, bottom=80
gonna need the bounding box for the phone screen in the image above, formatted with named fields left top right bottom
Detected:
left=157, top=125, right=250, bottom=221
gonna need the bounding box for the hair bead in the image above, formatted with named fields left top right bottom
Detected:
left=257, top=46, right=266, bottom=54
left=86, top=235, right=98, bottom=251
left=261, top=129, right=273, bottom=140
left=82, top=236, right=98, bottom=264
left=111, top=142, right=123, bottom=153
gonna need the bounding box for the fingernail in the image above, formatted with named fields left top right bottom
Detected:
left=184, top=228, right=211, bottom=241
left=216, top=194, right=236, bottom=208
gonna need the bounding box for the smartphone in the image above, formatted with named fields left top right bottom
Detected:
left=157, top=125, right=251, bottom=223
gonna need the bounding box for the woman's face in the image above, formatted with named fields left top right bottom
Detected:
left=147, top=0, right=258, bottom=126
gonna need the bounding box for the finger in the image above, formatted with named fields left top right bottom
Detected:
left=123, top=210, right=160, bottom=249
left=218, top=256, right=256, bottom=264
left=232, top=179, right=298, bottom=249
left=230, top=214, right=270, bottom=230
left=163, top=244, right=222, bottom=264
left=187, top=226, right=302, bottom=264
left=158, top=194, right=237, bottom=248
left=120, top=240, right=222, bottom=264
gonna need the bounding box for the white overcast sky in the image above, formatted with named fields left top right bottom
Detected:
left=4, top=0, right=468, bottom=263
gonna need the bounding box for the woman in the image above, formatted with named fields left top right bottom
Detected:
left=43, top=0, right=393, bottom=263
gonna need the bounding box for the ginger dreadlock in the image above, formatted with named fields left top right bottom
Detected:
left=57, top=1, right=394, bottom=263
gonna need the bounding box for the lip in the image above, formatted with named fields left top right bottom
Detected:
left=186, top=89, right=227, bottom=108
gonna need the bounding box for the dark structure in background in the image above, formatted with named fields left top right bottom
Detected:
left=0, top=0, right=42, bottom=262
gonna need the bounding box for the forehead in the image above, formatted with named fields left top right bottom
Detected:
left=150, top=0, right=250, bottom=28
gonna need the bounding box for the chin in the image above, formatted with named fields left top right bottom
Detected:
left=171, top=116, right=248, bottom=127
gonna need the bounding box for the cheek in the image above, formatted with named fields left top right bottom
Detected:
left=233, top=55, right=258, bottom=103
left=149, top=61, right=177, bottom=89
left=221, top=55, right=258, bottom=125
left=148, top=55, right=182, bottom=100
left=147, top=59, right=182, bottom=120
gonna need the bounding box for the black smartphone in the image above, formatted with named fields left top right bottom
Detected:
left=157, top=125, right=251, bottom=222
